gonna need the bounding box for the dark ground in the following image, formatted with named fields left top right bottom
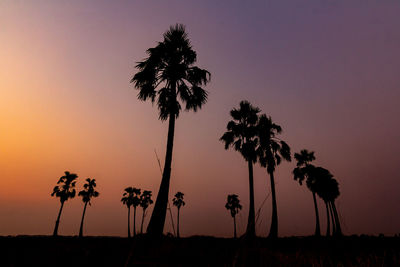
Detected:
left=0, top=235, right=399, bottom=266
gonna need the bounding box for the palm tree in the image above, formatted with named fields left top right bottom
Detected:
left=318, top=176, right=342, bottom=236
left=131, top=24, right=210, bottom=236
left=172, top=192, right=185, bottom=238
left=140, top=190, right=154, bottom=234
left=121, top=187, right=135, bottom=238
left=293, top=150, right=321, bottom=236
left=220, top=101, right=260, bottom=237
left=256, top=114, right=291, bottom=238
left=78, top=178, right=99, bottom=237
left=131, top=188, right=141, bottom=237
left=51, top=171, right=78, bottom=237
left=225, top=194, right=242, bottom=238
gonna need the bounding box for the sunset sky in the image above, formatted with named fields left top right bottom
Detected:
left=1, top=0, right=399, bottom=237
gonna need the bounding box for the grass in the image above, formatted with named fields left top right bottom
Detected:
left=0, top=235, right=399, bottom=266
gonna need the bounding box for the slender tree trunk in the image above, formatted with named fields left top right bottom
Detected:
left=329, top=202, right=336, bottom=235
left=133, top=206, right=137, bottom=237
left=177, top=208, right=180, bottom=238
left=325, top=201, right=330, bottom=237
left=147, top=112, right=176, bottom=236
left=332, top=201, right=342, bottom=236
left=312, top=192, right=321, bottom=236
left=246, top=160, right=256, bottom=237
left=79, top=202, right=88, bottom=237
left=53, top=201, right=64, bottom=237
left=233, top=216, right=237, bottom=239
left=268, top=172, right=278, bottom=238
left=141, top=208, right=146, bottom=234
left=128, top=206, right=131, bottom=238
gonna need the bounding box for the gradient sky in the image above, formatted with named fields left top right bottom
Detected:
left=1, top=0, right=399, bottom=237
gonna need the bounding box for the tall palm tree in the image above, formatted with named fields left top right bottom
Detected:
left=172, top=192, right=185, bottom=238
left=225, top=194, right=242, bottom=238
left=140, top=190, right=154, bottom=234
left=318, top=177, right=342, bottom=236
left=293, top=149, right=321, bottom=236
left=131, top=24, right=210, bottom=236
left=131, top=188, right=141, bottom=237
left=51, top=171, right=78, bottom=237
left=256, top=114, right=291, bottom=238
left=220, top=101, right=260, bottom=238
left=121, top=187, right=135, bottom=238
left=78, top=178, right=99, bottom=237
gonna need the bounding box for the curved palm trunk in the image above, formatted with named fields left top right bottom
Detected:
left=133, top=206, right=137, bottom=237
left=312, top=192, right=321, bottom=236
left=332, top=201, right=342, bottom=236
left=53, top=201, right=64, bottom=237
left=268, top=172, right=278, bottom=238
left=233, top=216, right=237, bottom=239
left=147, top=113, right=176, bottom=236
left=246, top=160, right=256, bottom=237
left=79, top=202, right=88, bottom=237
left=177, top=207, right=180, bottom=238
left=329, top=202, right=336, bottom=235
left=127, top=206, right=131, bottom=238
left=141, top=208, right=146, bottom=234
left=325, top=201, right=330, bottom=237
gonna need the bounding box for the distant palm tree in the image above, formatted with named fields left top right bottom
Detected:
left=225, top=194, right=242, bottom=238
left=293, top=150, right=321, bottom=236
left=131, top=24, right=210, bottom=236
left=139, top=190, right=154, bottom=234
left=220, top=101, right=260, bottom=238
left=131, top=188, right=141, bottom=237
left=256, top=114, right=291, bottom=238
left=78, top=178, right=99, bottom=237
left=51, top=171, right=78, bottom=237
left=121, top=187, right=135, bottom=238
left=172, top=192, right=185, bottom=238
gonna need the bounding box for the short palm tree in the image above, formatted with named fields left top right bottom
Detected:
left=293, top=149, right=321, bottom=236
left=225, top=194, right=242, bottom=238
left=139, top=190, right=153, bottom=234
left=78, top=178, right=99, bottom=237
left=51, top=171, right=78, bottom=237
left=131, top=188, right=141, bottom=237
left=121, top=187, right=135, bottom=238
left=131, top=24, right=210, bottom=236
left=256, top=114, right=291, bottom=238
left=172, top=192, right=185, bottom=238
left=220, top=100, right=260, bottom=238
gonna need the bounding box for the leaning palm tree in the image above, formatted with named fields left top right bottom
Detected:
left=51, top=171, right=78, bottom=237
left=131, top=24, right=210, bottom=236
left=140, top=190, right=154, bottom=234
left=225, top=194, right=242, bottom=238
left=172, top=192, right=185, bottom=238
left=220, top=101, right=260, bottom=238
left=78, top=178, right=99, bottom=237
left=121, top=187, right=135, bottom=238
left=256, top=114, right=291, bottom=238
left=293, top=149, right=322, bottom=236
left=131, top=188, right=141, bottom=237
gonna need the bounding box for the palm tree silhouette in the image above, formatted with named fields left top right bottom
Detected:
left=172, top=192, right=185, bottom=238
left=225, top=194, right=242, bottom=238
left=51, top=171, right=78, bottom=237
left=256, top=114, right=291, bottom=238
left=139, top=190, right=154, bottom=234
left=121, top=187, right=135, bottom=238
left=293, top=150, right=322, bottom=236
left=78, top=178, right=99, bottom=237
left=220, top=101, right=260, bottom=238
left=131, top=188, right=141, bottom=237
left=131, top=24, right=210, bottom=236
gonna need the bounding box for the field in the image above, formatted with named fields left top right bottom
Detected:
left=0, top=235, right=399, bottom=266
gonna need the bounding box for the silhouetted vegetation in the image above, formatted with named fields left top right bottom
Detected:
left=121, top=187, right=135, bottom=238
left=131, top=24, right=211, bottom=236
left=172, top=192, right=185, bottom=238
left=78, top=178, right=99, bottom=237
left=131, top=188, right=141, bottom=237
left=225, top=194, right=242, bottom=238
left=139, top=190, right=153, bottom=234
left=51, top=171, right=78, bottom=237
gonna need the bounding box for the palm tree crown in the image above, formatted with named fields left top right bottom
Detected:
left=51, top=171, right=78, bottom=203
left=121, top=187, right=135, bottom=207
left=173, top=192, right=185, bottom=209
left=225, top=194, right=242, bottom=218
left=78, top=178, right=99, bottom=204
left=140, top=190, right=154, bottom=210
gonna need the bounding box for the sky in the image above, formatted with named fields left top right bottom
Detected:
left=0, top=0, right=399, bottom=237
